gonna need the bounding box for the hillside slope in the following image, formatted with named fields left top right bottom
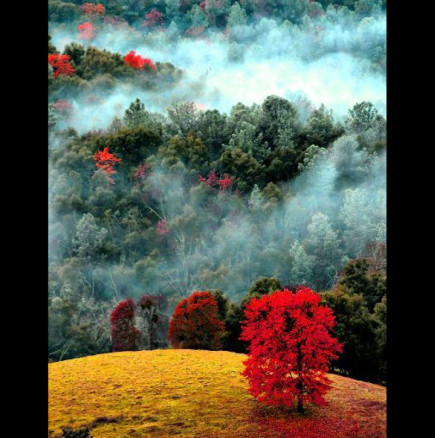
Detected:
left=49, top=350, right=386, bottom=438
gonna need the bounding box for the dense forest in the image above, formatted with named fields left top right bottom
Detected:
left=49, top=0, right=386, bottom=384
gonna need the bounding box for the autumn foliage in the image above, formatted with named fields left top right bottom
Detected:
left=241, top=287, right=342, bottom=412
left=168, top=292, right=226, bottom=350
left=133, top=162, right=149, bottom=181
left=81, top=3, right=105, bottom=17
left=53, top=99, right=73, bottom=115
left=48, top=54, right=75, bottom=77
left=156, top=220, right=170, bottom=239
left=143, top=10, right=164, bottom=28
left=198, top=169, right=235, bottom=193
left=110, top=299, right=141, bottom=351
left=78, top=22, right=95, bottom=41
left=93, top=147, right=122, bottom=176
left=124, top=51, right=156, bottom=70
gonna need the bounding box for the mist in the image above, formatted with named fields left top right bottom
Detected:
left=48, top=5, right=386, bottom=307
left=49, top=10, right=386, bottom=134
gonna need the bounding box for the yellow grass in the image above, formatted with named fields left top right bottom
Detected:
left=49, top=349, right=386, bottom=438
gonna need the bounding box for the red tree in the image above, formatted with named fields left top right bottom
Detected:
left=53, top=99, right=73, bottom=116
left=168, top=292, right=226, bottom=350
left=156, top=219, right=170, bottom=240
left=78, top=22, right=95, bottom=40
left=110, top=299, right=141, bottom=351
left=198, top=169, right=235, bottom=194
left=81, top=3, right=105, bottom=17
left=124, top=50, right=156, bottom=70
left=241, top=287, right=342, bottom=412
left=93, top=147, right=122, bottom=176
left=48, top=54, right=75, bottom=77
left=143, top=10, right=164, bottom=28
left=133, top=162, right=149, bottom=181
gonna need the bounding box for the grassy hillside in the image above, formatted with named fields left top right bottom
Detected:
left=49, top=350, right=386, bottom=438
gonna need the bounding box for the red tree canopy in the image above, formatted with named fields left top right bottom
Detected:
left=168, top=291, right=226, bottom=350
left=133, top=162, right=149, bottom=181
left=110, top=298, right=141, bottom=352
left=143, top=10, right=164, bottom=28
left=198, top=170, right=235, bottom=194
left=53, top=99, right=73, bottom=114
left=48, top=54, right=75, bottom=77
left=81, top=3, right=105, bottom=17
left=93, top=147, right=122, bottom=176
left=78, top=22, right=95, bottom=40
left=241, top=287, right=342, bottom=412
left=156, top=220, right=170, bottom=239
left=124, top=51, right=156, bottom=70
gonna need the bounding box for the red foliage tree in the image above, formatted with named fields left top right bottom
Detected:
left=93, top=147, right=122, bottom=176
left=48, top=54, right=75, bottom=77
left=81, top=3, right=105, bottom=17
left=198, top=169, right=235, bottom=194
left=133, top=162, right=149, bottom=181
left=124, top=50, right=156, bottom=70
left=78, top=22, right=95, bottom=40
left=241, top=287, right=342, bottom=412
left=110, top=299, right=141, bottom=351
left=168, top=292, right=226, bottom=350
left=156, top=220, right=170, bottom=240
left=143, top=10, right=164, bottom=28
left=53, top=99, right=73, bottom=116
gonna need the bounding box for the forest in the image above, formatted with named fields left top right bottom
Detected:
left=48, top=0, right=386, bottom=386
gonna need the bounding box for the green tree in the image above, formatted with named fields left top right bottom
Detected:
left=339, top=258, right=386, bottom=312
left=123, top=98, right=151, bottom=129
left=372, top=294, right=386, bottom=381
left=227, top=2, right=248, bottom=28
left=168, top=102, right=199, bottom=137
left=305, top=212, right=343, bottom=291
left=345, top=101, right=379, bottom=134
left=322, top=284, right=379, bottom=382
left=257, top=95, right=299, bottom=150
left=306, top=104, right=344, bottom=148
left=245, top=276, right=283, bottom=302
left=219, top=147, right=265, bottom=191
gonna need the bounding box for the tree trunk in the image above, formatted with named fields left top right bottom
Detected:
left=297, top=397, right=304, bottom=413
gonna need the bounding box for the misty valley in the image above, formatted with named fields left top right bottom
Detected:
left=48, top=1, right=386, bottom=437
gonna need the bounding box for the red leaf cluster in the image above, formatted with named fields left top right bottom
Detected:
left=110, top=298, right=141, bottom=351
left=48, top=54, right=75, bottom=78
left=81, top=3, right=105, bottom=16
left=198, top=170, right=235, bottom=193
left=241, top=287, right=342, bottom=411
left=124, top=51, right=156, bottom=70
left=93, top=147, right=122, bottom=179
left=133, top=162, right=149, bottom=181
left=156, top=220, right=170, bottom=238
left=78, top=22, right=95, bottom=41
left=168, top=292, right=226, bottom=350
left=53, top=99, right=73, bottom=114
left=143, top=10, right=164, bottom=28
